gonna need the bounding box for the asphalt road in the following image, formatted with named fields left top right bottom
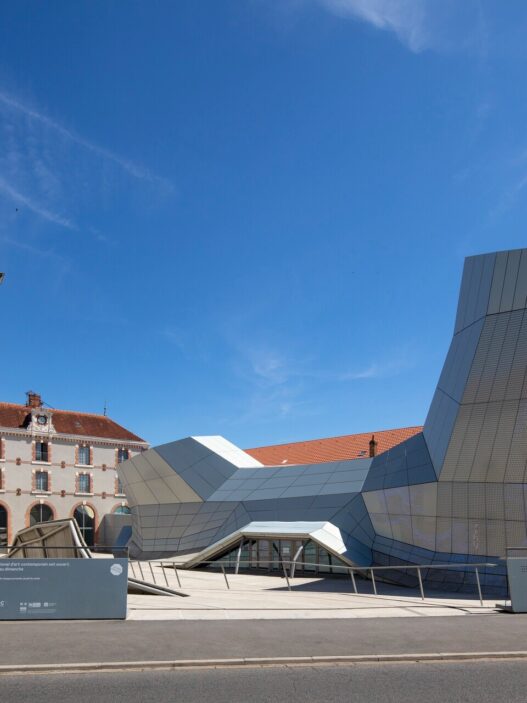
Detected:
left=1, top=615, right=527, bottom=666
left=1, top=660, right=526, bottom=702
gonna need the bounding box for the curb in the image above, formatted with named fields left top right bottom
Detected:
left=1, top=651, right=527, bottom=675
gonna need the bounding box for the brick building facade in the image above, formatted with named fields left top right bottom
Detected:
left=0, top=392, right=148, bottom=548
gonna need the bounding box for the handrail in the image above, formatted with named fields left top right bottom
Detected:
left=187, top=559, right=498, bottom=571
left=1, top=544, right=128, bottom=557
left=109, top=557, right=502, bottom=606
left=165, top=558, right=500, bottom=605
left=3, top=544, right=126, bottom=550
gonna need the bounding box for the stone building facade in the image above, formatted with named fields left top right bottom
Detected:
left=0, top=392, right=148, bottom=548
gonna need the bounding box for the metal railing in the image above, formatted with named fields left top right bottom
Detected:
left=127, top=558, right=500, bottom=607
left=1, top=544, right=128, bottom=557
left=3, top=546, right=500, bottom=606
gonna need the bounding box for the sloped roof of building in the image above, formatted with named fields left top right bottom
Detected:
left=0, top=402, right=146, bottom=443
left=244, top=426, right=423, bottom=466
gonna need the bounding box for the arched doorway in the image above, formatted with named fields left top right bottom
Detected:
left=0, top=504, right=7, bottom=549
left=29, top=503, right=54, bottom=526
left=73, top=505, right=95, bottom=546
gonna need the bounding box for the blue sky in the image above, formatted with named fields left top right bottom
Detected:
left=1, top=1, right=527, bottom=448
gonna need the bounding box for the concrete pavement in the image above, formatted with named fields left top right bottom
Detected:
left=127, top=568, right=501, bottom=620
left=1, top=660, right=527, bottom=702
left=1, top=615, right=526, bottom=668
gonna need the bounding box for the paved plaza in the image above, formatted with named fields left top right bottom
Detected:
left=126, top=567, right=501, bottom=620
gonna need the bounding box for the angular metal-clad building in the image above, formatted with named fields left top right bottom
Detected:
left=119, top=248, right=527, bottom=594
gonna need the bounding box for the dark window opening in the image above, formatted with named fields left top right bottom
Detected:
left=35, top=442, right=48, bottom=462
left=35, top=470, right=49, bottom=492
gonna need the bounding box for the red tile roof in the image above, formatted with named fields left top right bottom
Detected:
left=0, top=402, right=146, bottom=443
left=245, top=426, right=423, bottom=466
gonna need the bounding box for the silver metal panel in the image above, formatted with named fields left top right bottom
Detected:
left=439, top=403, right=471, bottom=481
left=500, top=249, right=522, bottom=312
left=503, top=484, right=524, bottom=521
left=450, top=519, right=469, bottom=553
left=424, top=390, right=459, bottom=477
left=491, top=312, right=522, bottom=402
left=454, top=256, right=476, bottom=333
left=411, top=516, right=436, bottom=551
left=507, top=311, right=527, bottom=399
left=488, top=251, right=508, bottom=314
left=469, top=402, right=500, bottom=482
left=409, top=482, right=437, bottom=516
left=462, top=315, right=497, bottom=403
left=474, top=253, right=497, bottom=322
left=384, top=486, right=411, bottom=515
left=505, top=400, right=527, bottom=482
left=513, top=249, right=527, bottom=310
left=389, top=514, right=413, bottom=543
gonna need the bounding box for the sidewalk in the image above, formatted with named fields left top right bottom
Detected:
left=1, top=615, right=526, bottom=669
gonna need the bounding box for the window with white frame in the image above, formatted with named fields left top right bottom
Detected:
left=35, top=470, right=49, bottom=492
left=117, top=448, right=129, bottom=464
left=35, top=441, right=49, bottom=462
left=78, top=445, right=91, bottom=465
left=78, top=473, right=91, bottom=493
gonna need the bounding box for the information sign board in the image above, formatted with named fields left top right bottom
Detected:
left=0, top=558, right=128, bottom=620
left=507, top=557, right=527, bottom=613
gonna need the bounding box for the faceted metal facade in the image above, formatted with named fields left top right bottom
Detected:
left=120, top=248, right=527, bottom=594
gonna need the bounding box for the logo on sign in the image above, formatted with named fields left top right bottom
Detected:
left=110, top=564, right=123, bottom=576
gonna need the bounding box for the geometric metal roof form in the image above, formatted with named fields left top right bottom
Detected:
left=119, top=248, right=527, bottom=596
left=183, top=521, right=349, bottom=569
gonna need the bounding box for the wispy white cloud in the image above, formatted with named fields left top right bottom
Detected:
left=235, top=386, right=318, bottom=425
left=319, top=0, right=429, bottom=52
left=223, top=336, right=417, bottom=427
left=339, top=355, right=412, bottom=381
left=487, top=147, right=527, bottom=219
left=0, top=177, right=75, bottom=229
left=0, top=88, right=173, bottom=234
left=311, top=0, right=486, bottom=54
left=0, top=90, right=170, bottom=188
left=249, top=349, right=291, bottom=385
left=0, top=234, right=69, bottom=261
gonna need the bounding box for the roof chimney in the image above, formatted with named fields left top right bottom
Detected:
left=369, top=434, right=378, bottom=458
left=26, top=391, right=42, bottom=408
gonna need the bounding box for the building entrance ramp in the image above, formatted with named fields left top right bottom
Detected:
left=5, top=520, right=188, bottom=598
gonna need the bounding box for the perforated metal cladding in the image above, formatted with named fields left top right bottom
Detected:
left=454, top=252, right=495, bottom=334
left=440, top=307, right=527, bottom=484
left=362, top=432, right=435, bottom=491
left=121, top=248, right=527, bottom=595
